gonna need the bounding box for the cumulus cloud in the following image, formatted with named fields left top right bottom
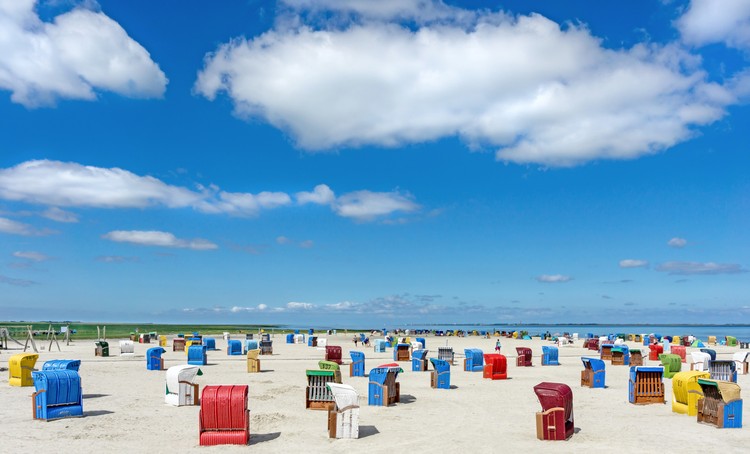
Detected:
left=676, top=0, right=750, bottom=50
left=96, top=255, right=139, bottom=263
left=13, top=251, right=49, bottom=262
left=196, top=7, right=737, bottom=166
left=619, top=259, right=649, bottom=268
left=0, top=0, right=167, bottom=107
left=0, top=274, right=36, bottom=287
left=297, top=184, right=336, bottom=205
left=41, top=206, right=78, bottom=223
left=668, top=237, right=688, bottom=248
left=286, top=301, right=315, bottom=310
left=102, top=230, right=218, bottom=250
left=0, top=216, right=53, bottom=236
left=333, top=190, right=419, bottom=221
left=536, top=274, right=573, bottom=283
left=656, top=261, right=746, bottom=275
left=0, top=160, right=291, bottom=217
left=276, top=236, right=291, bottom=245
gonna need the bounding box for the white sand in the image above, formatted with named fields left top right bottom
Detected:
left=1, top=333, right=747, bottom=453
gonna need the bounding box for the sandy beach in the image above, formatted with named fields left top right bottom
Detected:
left=1, top=333, right=747, bottom=453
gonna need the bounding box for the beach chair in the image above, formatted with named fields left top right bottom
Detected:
left=662, top=340, right=671, bottom=354
left=542, top=346, right=560, bottom=366
left=393, top=343, right=411, bottom=361
left=580, top=357, right=605, bottom=388
left=700, top=348, right=717, bottom=361
left=95, top=340, right=109, bottom=357
left=244, top=339, right=258, bottom=354
left=294, top=334, right=305, bottom=344
left=725, top=336, right=738, bottom=347
left=732, top=352, right=749, bottom=375
left=373, top=339, right=386, bottom=352
left=227, top=340, right=242, bottom=356
left=670, top=345, right=687, bottom=363
left=317, top=338, right=328, bottom=347
left=412, top=349, right=429, bottom=372
left=326, top=383, right=360, bottom=439
left=246, top=349, right=260, bottom=373
left=173, top=338, right=186, bottom=352
left=368, top=366, right=401, bottom=406
left=306, top=370, right=339, bottom=410
left=671, top=371, right=710, bottom=416
left=586, top=338, right=599, bottom=351
left=438, top=346, right=454, bottom=365
left=31, top=370, right=83, bottom=421
left=690, top=352, right=711, bottom=371
left=600, top=344, right=614, bottom=362
left=464, top=348, right=485, bottom=372
left=534, top=382, right=574, bottom=441
left=9, top=353, right=39, bottom=387
left=165, top=364, right=202, bottom=406
left=659, top=354, right=682, bottom=379
left=628, top=366, right=665, bottom=404
left=630, top=349, right=643, bottom=366
left=611, top=346, right=630, bottom=366
left=203, top=337, right=217, bottom=350
left=516, top=347, right=532, bottom=367
left=42, top=360, right=81, bottom=372
left=696, top=379, right=743, bottom=429
left=118, top=340, right=135, bottom=356
left=319, top=360, right=343, bottom=384
left=199, top=385, right=250, bottom=445
left=139, top=333, right=151, bottom=344
left=709, top=360, right=737, bottom=383
left=349, top=351, right=365, bottom=377
left=648, top=344, right=663, bottom=361
left=286, top=333, right=294, bottom=344
left=430, top=358, right=451, bottom=389
left=707, top=335, right=717, bottom=345
left=482, top=353, right=508, bottom=380
left=188, top=345, right=208, bottom=366
left=259, top=340, right=273, bottom=355
left=159, top=335, right=167, bottom=347
left=325, top=346, right=343, bottom=365
left=416, top=337, right=426, bottom=349
left=309, top=336, right=318, bottom=347
left=147, top=347, right=166, bottom=371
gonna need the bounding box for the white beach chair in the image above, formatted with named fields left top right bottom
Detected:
left=294, top=334, right=305, bottom=344
left=326, top=382, right=359, bottom=439
left=690, top=351, right=711, bottom=372
left=732, top=351, right=749, bottom=375
left=662, top=340, right=671, bottom=354
left=317, top=338, right=327, bottom=347
left=572, top=333, right=579, bottom=342
left=119, top=340, right=135, bottom=356
left=165, top=364, right=202, bottom=406
left=614, top=338, right=625, bottom=346
left=223, top=332, right=230, bottom=341
left=411, top=341, right=423, bottom=350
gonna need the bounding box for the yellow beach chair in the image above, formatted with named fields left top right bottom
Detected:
left=9, top=353, right=39, bottom=387
left=672, top=371, right=709, bottom=416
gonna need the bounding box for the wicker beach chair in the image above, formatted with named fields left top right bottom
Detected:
left=165, top=364, right=202, bottom=406
left=146, top=347, right=166, bottom=370
left=246, top=349, right=261, bottom=373
left=696, top=379, right=743, bottom=429
left=325, top=346, right=343, bottom=365
left=516, top=347, right=532, bottom=367
left=393, top=343, right=411, bottom=362
left=628, top=366, right=665, bottom=404
left=430, top=358, right=451, bottom=389
left=733, top=352, right=749, bottom=375
left=368, top=365, right=401, bottom=406
left=411, top=349, right=429, bottom=372
left=542, top=346, right=560, bottom=366
left=199, top=385, right=250, bottom=445
left=671, top=371, right=710, bottom=416
left=580, top=357, right=605, bottom=388
left=600, top=344, right=614, bottom=362
left=326, top=383, right=360, bottom=439
left=8, top=353, right=38, bottom=387
left=534, top=382, right=574, bottom=441
left=464, top=348, right=485, bottom=371
left=648, top=344, right=663, bottom=361
left=349, top=350, right=365, bottom=377
left=42, top=360, right=81, bottom=372
left=31, top=370, right=83, bottom=421
left=482, top=353, right=508, bottom=380
left=306, top=370, right=339, bottom=410
left=709, top=360, right=737, bottom=383
left=611, top=346, right=630, bottom=366
left=659, top=354, right=682, bottom=379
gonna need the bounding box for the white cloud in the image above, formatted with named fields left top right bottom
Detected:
left=0, top=0, right=167, bottom=107
left=656, top=261, right=746, bottom=275
left=102, top=230, right=218, bottom=250
left=0, top=216, right=53, bottom=236
left=296, top=184, right=335, bottom=205
left=276, top=236, right=291, bottom=245
left=536, top=274, right=573, bottom=283
left=619, top=259, right=649, bottom=268
left=333, top=190, right=419, bottom=221
left=668, top=237, right=688, bottom=248
left=41, top=207, right=78, bottom=223
left=96, top=255, right=138, bottom=263
left=0, top=160, right=290, bottom=217
left=13, top=251, right=50, bottom=262
left=676, top=0, right=750, bottom=50
left=286, top=301, right=315, bottom=310
left=196, top=10, right=737, bottom=167
left=299, top=240, right=314, bottom=248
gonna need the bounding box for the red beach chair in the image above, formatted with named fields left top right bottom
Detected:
left=648, top=344, right=663, bottom=361
left=199, top=385, right=249, bottom=446
left=483, top=354, right=508, bottom=380
left=516, top=347, right=533, bottom=367
left=534, top=382, right=574, bottom=441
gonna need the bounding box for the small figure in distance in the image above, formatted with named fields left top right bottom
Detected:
left=495, top=338, right=501, bottom=354
left=353, top=335, right=358, bottom=347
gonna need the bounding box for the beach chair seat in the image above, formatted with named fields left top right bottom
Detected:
left=309, top=336, right=318, bottom=347
left=159, top=335, right=167, bottom=347
left=516, top=347, right=532, bottom=367
left=732, top=352, right=749, bottom=375
left=709, top=360, right=737, bottom=383
left=119, top=340, right=135, bottom=356
left=393, top=343, right=411, bottom=362
left=199, top=385, right=249, bottom=445
left=671, top=371, right=710, bottom=416
left=482, top=353, right=508, bottom=380
left=139, top=333, right=150, bottom=344
left=429, top=358, right=451, bottom=389
left=147, top=347, right=166, bottom=370
left=373, top=339, right=386, bottom=352
left=172, top=338, right=186, bottom=352
left=628, top=366, right=665, bottom=404
left=294, top=334, right=305, bottom=344
left=259, top=340, right=273, bottom=355
left=286, top=333, right=295, bottom=344
left=203, top=337, right=217, bottom=350
left=611, top=346, right=630, bottom=366
left=368, top=366, right=401, bottom=406
left=411, top=349, right=429, bottom=372
left=9, top=353, right=39, bottom=387
left=438, top=346, right=454, bottom=365
left=306, top=370, right=339, bottom=410
left=95, top=341, right=109, bottom=357
left=670, top=345, right=687, bottom=363
left=31, top=370, right=83, bottom=421
left=188, top=345, right=208, bottom=366
left=246, top=349, right=260, bottom=373
left=725, top=336, right=738, bottom=347
left=416, top=337, right=426, bottom=349
left=534, top=382, right=574, bottom=441
left=319, top=360, right=343, bottom=384
left=707, top=336, right=717, bottom=345
left=542, top=346, right=560, bottom=366
left=227, top=340, right=242, bottom=355
left=630, top=349, right=643, bottom=366
left=326, top=383, right=360, bottom=439
left=696, top=379, right=742, bottom=429
left=690, top=352, right=711, bottom=371
left=659, top=354, right=682, bottom=379
left=350, top=351, right=365, bottom=377
left=325, top=346, right=343, bottom=365
left=42, top=359, right=80, bottom=372
left=580, top=358, right=605, bottom=388
left=586, top=338, right=599, bottom=351
left=244, top=339, right=258, bottom=354
left=700, top=348, right=717, bottom=361
left=599, top=344, right=614, bottom=362
left=317, top=338, right=327, bottom=347
left=648, top=344, right=663, bottom=361
left=165, top=364, right=202, bottom=406
left=464, top=348, right=484, bottom=372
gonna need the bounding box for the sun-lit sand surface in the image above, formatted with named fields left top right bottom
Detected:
left=1, top=333, right=747, bottom=453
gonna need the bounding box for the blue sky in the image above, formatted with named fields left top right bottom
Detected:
left=1, top=0, right=748, bottom=326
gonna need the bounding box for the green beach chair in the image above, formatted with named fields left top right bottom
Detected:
left=659, top=354, right=682, bottom=379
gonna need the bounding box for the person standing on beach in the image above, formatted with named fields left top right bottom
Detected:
left=353, top=335, right=358, bottom=347
left=495, top=338, right=501, bottom=353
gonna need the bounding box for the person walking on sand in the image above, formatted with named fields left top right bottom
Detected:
left=353, top=336, right=358, bottom=347
left=495, top=338, right=501, bottom=353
